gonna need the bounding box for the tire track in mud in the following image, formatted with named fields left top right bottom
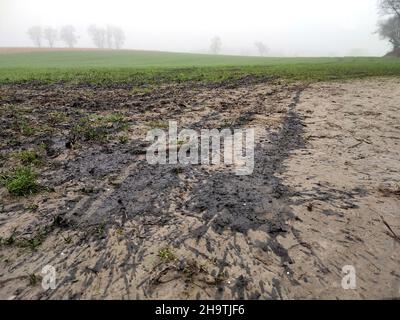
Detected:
left=0, top=81, right=313, bottom=299
left=176, top=87, right=309, bottom=297
left=59, top=85, right=309, bottom=299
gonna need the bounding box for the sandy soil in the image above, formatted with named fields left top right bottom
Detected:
left=0, top=78, right=399, bottom=299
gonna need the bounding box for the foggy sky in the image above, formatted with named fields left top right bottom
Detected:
left=0, top=0, right=392, bottom=56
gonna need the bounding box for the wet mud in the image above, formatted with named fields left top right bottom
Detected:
left=1, top=78, right=399, bottom=299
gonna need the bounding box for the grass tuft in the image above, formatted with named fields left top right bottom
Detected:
left=14, top=150, right=43, bottom=166
left=28, top=273, right=41, bottom=286
left=72, top=118, right=108, bottom=142
left=1, top=166, right=40, bottom=196
left=16, top=120, right=35, bottom=136
left=158, top=247, right=177, bottom=262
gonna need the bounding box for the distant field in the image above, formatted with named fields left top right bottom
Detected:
left=0, top=48, right=400, bottom=85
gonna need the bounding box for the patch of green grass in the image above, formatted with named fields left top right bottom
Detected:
left=72, top=118, right=108, bottom=142
left=146, top=120, right=169, bottom=129
left=19, top=227, right=51, bottom=251
left=87, top=221, right=108, bottom=239
left=1, top=166, right=40, bottom=196
left=28, top=273, right=41, bottom=286
left=91, top=113, right=124, bottom=124
left=2, top=221, right=65, bottom=251
left=26, top=203, right=39, bottom=212
left=214, top=272, right=228, bottom=285
left=120, top=123, right=130, bottom=131
left=119, top=135, right=129, bottom=144
left=0, top=51, right=399, bottom=85
left=103, top=113, right=124, bottom=123
left=158, top=247, right=177, bottom=262
left=62, top=234, right=73, bottom=244
left=182, top=260, right=208, bottom=278
left=22, top=235, right=45, bottom=251
left=14, top=150, right=42, bottom=166
left=98, top=113, right=131, bottom=132
left=72, top=114, right=128, bottom=142
left=48, top=111, right=69, bottom=125
left=6, top=226, right=49, bottom=251
left=18, top=120, right=34, bottom=135
left=0, top=153, right=6, bottom=165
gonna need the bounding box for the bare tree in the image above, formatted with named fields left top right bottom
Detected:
left=378, top=16, right=400, bottom=49
left=106, top=25, right=114, bottom=49
left=88, top=25, right=106, bottom=48
left=43, top=27, right=58, bottom=48
left=254, top=41, right=269, bottom=56
left=379, top=0, right=400, bottom=18
left=60, top=25, right=78, bottom=48
left=210, top=36, right=222, bottom=54
left=27, top=26, right=43, bottom=48
left=378, top=0, right=400, bottom=55
left=112, top=27, right=125, bottom=49
left=88, top=25, right=125, bottom=49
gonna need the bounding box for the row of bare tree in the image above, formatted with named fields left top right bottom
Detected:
left=87, top=25, right=125, bottom=49
left=378, top=0, right=400, bottom=54
left=27, top=25, right=125, bottom=49
left=27, top=28, right=267, bottom=55
left=27, top=26, right=74, bottom=48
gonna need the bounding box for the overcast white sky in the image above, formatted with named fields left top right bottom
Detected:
left=0, top=0, right=391, bottom=56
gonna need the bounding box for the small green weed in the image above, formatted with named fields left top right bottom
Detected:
left=158, top=247, right=176, bottom=262
left=1, top=166, right=40, bottom=196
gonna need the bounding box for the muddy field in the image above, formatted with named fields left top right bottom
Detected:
left=0, top=78, right=399, bottom=299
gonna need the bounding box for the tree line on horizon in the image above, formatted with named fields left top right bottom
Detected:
left=26, top=26, right=270, bottom=56
left=27, top=25, right=126, bottom=50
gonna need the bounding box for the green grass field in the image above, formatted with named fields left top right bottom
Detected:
left=0, top=49, right=400, bottom=85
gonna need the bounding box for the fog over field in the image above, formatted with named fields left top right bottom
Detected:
left=0, top=0, right=391, bottom=56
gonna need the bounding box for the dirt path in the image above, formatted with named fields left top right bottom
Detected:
left=0, top=78, right=399, bottom=299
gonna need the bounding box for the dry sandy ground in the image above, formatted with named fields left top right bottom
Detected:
left=277, top=79, right=400, bottom=299
left=0, top=78, right=399, bottom=299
